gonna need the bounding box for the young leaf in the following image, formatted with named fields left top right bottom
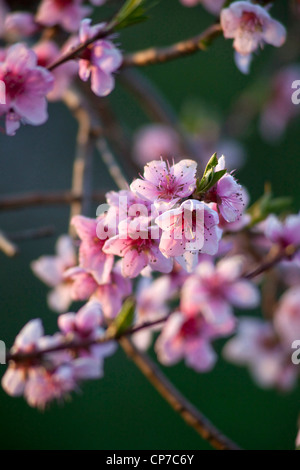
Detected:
left=107, top=297, right=136, bottom=337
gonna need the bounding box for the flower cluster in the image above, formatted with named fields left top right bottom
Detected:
left=2, top=301, right=116, bottom=409
left=0, top=0, right=122, bottom=134
left=3, top=151, right=300, bottom=409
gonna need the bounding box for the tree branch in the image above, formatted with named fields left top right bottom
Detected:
left=119, top=69, right=200, bottom=162
left=121, top=24, right=222, bottom=68
left=120, top=338, right=241, bottom=450
left=0, top=190, right=105, bottom=211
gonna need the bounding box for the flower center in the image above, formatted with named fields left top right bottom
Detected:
left=180, top=316, right=202, bottom=338
left=240, top=11, right=263, bottom=32
left=2, top=71, right=26, bottom=100
left=54, top=0, right=73, bottom=8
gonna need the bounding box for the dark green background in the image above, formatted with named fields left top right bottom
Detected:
left=0, top=0, right=299, bottom=450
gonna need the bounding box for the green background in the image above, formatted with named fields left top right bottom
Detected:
left=0, top=0, right=299, bottom=450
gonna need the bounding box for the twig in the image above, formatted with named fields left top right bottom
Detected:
left=0, top=230, right=19, bottom=257
left=8, top=225, right=56, bottom=242
left=0, top=190, right=105, bottom=211
left=6, top=315, right=169, bottom=363
left=96, top=138, right=128, bottom=190
left=244, top=244, right=298, bottom=279
left=119, top=69, right=200, bottom=161
left=120, top=338, right=241, bottom=450
left=122, top=24, right=222, bottom=68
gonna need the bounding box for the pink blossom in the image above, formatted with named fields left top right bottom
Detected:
left=260, top=65, right=300, bottom=142
left=58, top=300, right=117, bottom=360
left=36, top=0, right=91, bottom=33
left=206, top=156, right=246, bottom=223
left=223, top=317, right=297, bottom=390
left=131, top=159, right=197, bottom=210
left=65, top=263, right=132, bottom=318
left=103, top=217, right=173, bottom=278
left=4, top=12, right=39, bottom=40
left=105, top=189, right=153, bottom=231
left=72, top=215, right=114, bottom=285
left=132, top=124, right=181, bottom=167
left=181, top=256, right=259, bottom=325
left=221, top=2, right=286, bottom=74
left=0, top=44, right=54, bottom=135
left=78, top=19, right=122, bottom=97
left=24, top=366, right=76, bottom=409
left=156, top=199, right=222, bottom=272
left=2, top=319, right=44, bottom=397
left=214, top=186, right=250, bottom=232
left=180, top=0, right=225, bottom=15
left=155, top=310, right=233, bottom=372
left=34, top=40, right=77, bottom=101
left=132, top=277, right=171, bottom=350
left=274, top=288, right=300, bottom=347
left=263, top=213, right=300, bottom=249
left=31, top=235, right=77, bottom=313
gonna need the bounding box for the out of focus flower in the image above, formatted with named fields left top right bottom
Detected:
left=78, top=19, right=122, bottom=97
left=58, top=300, right=116, bottom=360
left=132, top=124, right=181, bottom=167
left=72, top=215, right=114, bottom=285
left=274, top=288, right=300, bottom=347
left=34, top=40, right=77, bottom=101
left=179, top=0, right=225, bottom=15
left=0, top=44, right=54, bottom=135
left=221, top=1, right=286, bottom=74
left=65, top=263, right=132, bottom=319
left=4, top=12, right=39, bottom=40
left=132, top=277, right=171, bottom=350
left=36, top=0, right=91, bottom=33
left=2, top=319, right=44, bottom=397
left=156, top=308, right=234, bottom=372
left=260, top=65, right=300, bottom=142
left=223, top=317, right=297, bottom=390
left=181, top=256, right=259, bottom=324
left=263, top=213, right=300, bottom=251
left=31, top=235, right=77, bottom=313
left=131, top=159, right=197, bottom=211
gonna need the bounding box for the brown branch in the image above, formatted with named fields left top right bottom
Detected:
left=120, top=338, right=241, bottom=450
left=122, top=24, right=222, bottom=68
left=119, top=69, right=200, bottom=162
left=0, top=230, right=19, bottom=257
left=244, top=244, right=298, bottom=280
left=8, top=225, right=56, bottom=242
left=69, top=104, right=95, bottom=223
left=6, top=315, right=169, bottom=363
left=0, top=190, right=105, bottom=212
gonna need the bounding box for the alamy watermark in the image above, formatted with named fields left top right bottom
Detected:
left=292, top=80, right=300, bottom=105
left=0, top=341, right=6, bottom=365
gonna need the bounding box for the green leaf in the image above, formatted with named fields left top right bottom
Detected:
left=107, top=297, right=136, bottom=337
left=247, top=185, right=293, bottom=227
left=195, top=153, right=226, bottom=195
left=111, top=0, right=156, bottom=31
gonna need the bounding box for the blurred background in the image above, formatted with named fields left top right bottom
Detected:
left=0, top=0, right=300, bottom=450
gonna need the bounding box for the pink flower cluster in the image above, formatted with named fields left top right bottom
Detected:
left=5, top=152, right=300, bottom=408
left=0, top=7, right=122, bottom=134
left=2, top=301, right=116, bottom=409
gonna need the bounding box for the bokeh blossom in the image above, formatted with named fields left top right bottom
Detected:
left=0, top=44, right=54, bottom=135
left=221, top=1, right=286, bottom=73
